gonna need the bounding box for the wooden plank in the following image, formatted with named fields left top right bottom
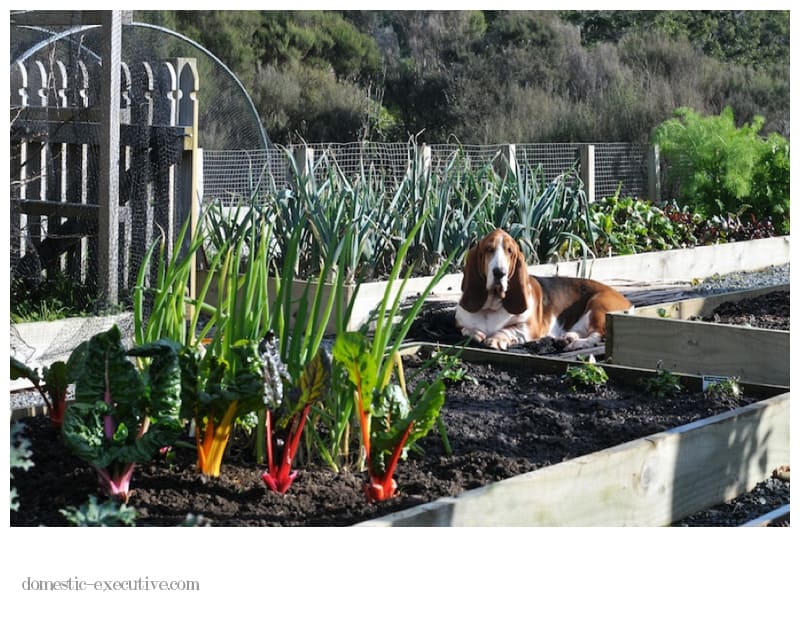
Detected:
left=606, top=312, right=789, bottom=387
left=97, top=11, right=122, bottom=306
left=631, top=285, right=789, bottom=318
left=10, top=10, right=132, bottom=26
left=13, top=107, right=102, bottom=123
left=359, top=393, right=790, bottom=526
left=740, top=504, right=790, bottom=527
left=19, top=199, right=99, bottom=219
left=527, top=236, right=790, bottom=282
left=10, top=120, right=189, bottom=147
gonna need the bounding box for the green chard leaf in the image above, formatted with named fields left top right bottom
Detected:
left=298, top=347, right=332, bottom=409
left=72, top=326, right=143, bottom=415
left=61, top=326, right=182, bottom=471
left=332, top=331, right=377, bottom=413
left=369, top=380, right=445, bottom=475
left=11, top=356, right=39, bottom=384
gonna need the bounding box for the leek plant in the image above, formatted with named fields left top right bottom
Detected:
left=509, top=164, right=594, bottom=268
left=133, top=209, right=222, bottom=349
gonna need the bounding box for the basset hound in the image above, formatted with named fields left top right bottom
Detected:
left=455, top=228, right=632, bottom=351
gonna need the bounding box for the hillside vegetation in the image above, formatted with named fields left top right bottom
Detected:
left=136, top=10, right=789, bottom=145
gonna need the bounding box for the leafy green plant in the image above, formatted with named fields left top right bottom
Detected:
left=254, top=211, right=361, bottom=468
left=246, top=143, right=597, bottom=283
left=10, top=422, right=34, bottom=512
left=61, top=326, right=183, bottom=502
left=641, top=366, right=684, bottom=398
left=580, top=192, right=698, bottom=257
left=508, top=164, right=593, bottom=265
left=334, top=332, right=444, bottom=501
left=260, top=335, right=331, bottom=494
left=576, top=190, right=779, bottom=259
left=180, top=339, right=265, bottom=477
left=133, top=208, right=222, bottom=349
left=653, top=106, right=789, bottom=232
left=60, top=495, right=137, bottom=526
left=329, top=212, right=455, bottom=499
left=433, top=351, right=477, bottom=388
left=304, top=207, right=455, bottom=474
left=564, top=358, right=609, bottom=392
left=11, top=356, right=80, bottom=427
left=10, top=270, right=99, bottom=323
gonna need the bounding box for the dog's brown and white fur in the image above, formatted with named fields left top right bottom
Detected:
left=455, top=229, right=632, bottom=351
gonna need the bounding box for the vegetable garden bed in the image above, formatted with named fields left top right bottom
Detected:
left=606, top=286, right=790, bottom=386
left=10, top=349, right=788, bottom=527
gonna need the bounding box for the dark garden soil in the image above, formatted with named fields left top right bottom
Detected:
left=10, top=290, right=789, bottom=527
left=695, top=290, right=790, bottom=330
left=11, top=354, right=781, bottom=527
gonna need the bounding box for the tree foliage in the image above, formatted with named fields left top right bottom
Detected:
left=135, top=10, right=789, bottom=145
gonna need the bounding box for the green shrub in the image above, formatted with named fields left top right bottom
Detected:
left=652, top=106, right=789, bottom=233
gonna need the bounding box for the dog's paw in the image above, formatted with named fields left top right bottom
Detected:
left=461, top=327, right=486, bottom=343
left=562, top=332, right=602, bottom=351
left=484, top=333, right=510, bottom=350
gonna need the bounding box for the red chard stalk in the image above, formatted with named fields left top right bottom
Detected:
left=261, top=346, right=330, bottom=495
left=10, top=357, right=79, bottom=428
left=333, top=332, right=445, bottom=502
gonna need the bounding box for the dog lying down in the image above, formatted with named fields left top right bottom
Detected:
left=455, top=229, right=632, bottom=351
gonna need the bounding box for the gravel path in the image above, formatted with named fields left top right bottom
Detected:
left=692, top=264, right=789, bottom=294
left=621, top=263, right=789, bottom=307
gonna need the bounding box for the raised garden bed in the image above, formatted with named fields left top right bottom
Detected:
left=195, top=236, right=791, bottom=334
left=10, top=349, right=788, bottom=527
left=606, top=286, right=789, bottom=387
left=10, top=312, right=134, bottom=391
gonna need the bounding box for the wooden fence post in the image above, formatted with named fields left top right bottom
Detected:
left=97, top=10, right=123, bottom=306
left=173, top=57, right=200, bottom=305
left=579, top=144, right=595, bottom=204
left=291, top=145, right=315, bottom=185
left=647, top=144, right=661, bottom=203
left=494, top=144, right=517, bottom=177
left=410, top=142, right=431, bottom=178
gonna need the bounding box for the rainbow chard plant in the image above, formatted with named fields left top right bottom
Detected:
left=61, top=326, right=182, bottom=503
left=259, top=334, right=331, bottom=494
left=180, top=339, right=265, bottom=477
left=11, top=356, right=79, bottom=428
left=333, top=332, right=445, bottom=502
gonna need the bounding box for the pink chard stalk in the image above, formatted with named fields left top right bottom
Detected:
left=62, top=326, right=183, bottom=504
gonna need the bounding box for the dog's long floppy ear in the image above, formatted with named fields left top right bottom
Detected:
left=502, top=239, right=530, bottom=315
left=459, top=242, right=488, bottom=312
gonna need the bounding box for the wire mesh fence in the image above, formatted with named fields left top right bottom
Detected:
left=200, top=141, right=656, bottom=206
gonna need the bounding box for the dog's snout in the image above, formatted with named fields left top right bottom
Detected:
left=492, top=266, right=506, bottom=280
